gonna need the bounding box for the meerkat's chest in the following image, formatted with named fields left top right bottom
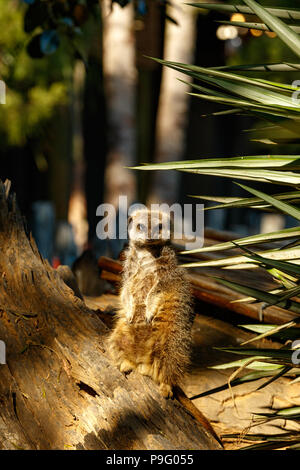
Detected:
left=127, top=253, right=158, bottom=301
left=134, top=266, right=157, bottom=297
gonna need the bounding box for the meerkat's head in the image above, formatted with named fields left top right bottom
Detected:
left=128, top=208, right=172, bottom=247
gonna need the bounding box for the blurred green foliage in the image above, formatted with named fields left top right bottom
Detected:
left=225, top=0, right=299, bottom=84
left=0, top=0, right=75, bottom=147
left=228, top=33, right=299, bottom=91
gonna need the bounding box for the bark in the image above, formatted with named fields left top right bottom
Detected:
left=0, top=180, right=221, bottom=450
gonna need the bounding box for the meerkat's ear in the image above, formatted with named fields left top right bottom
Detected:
left=127, top=215, right=133, bottom=227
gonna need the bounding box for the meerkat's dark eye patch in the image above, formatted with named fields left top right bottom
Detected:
left=137, top=223, right=146, bottom=232
left=158, top=223, right=163, bottom=231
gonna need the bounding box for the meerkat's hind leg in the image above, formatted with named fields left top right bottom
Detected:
left=159, top=383, right=173, bottom=399
left=137, top=362, right=152, bottom=377
left=138, top=360, right=173, bottom=398
left=119, top=359, right=136, bottom=374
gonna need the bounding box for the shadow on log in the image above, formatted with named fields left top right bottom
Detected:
left=0, top=180, right=221, bottom=450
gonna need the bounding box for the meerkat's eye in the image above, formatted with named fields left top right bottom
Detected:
left=137, top=223, right=146, bottom=232
left=158, top=223, right=163, bottom=232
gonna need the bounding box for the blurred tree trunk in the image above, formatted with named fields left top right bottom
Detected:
left=135, top=0, right=165, bottom=203
left=0, top=180, right=221, bottom=450
left=100, top=0, right=137, bottom=208
left=45, top=104, right=73, bottom=221
left=82, top=12, right=108, bottom=248
left=68, top=61, right=88, bottom=254
left=149, top=2, right=197, bottom=204
left=42, top=104, right=76, bottom=265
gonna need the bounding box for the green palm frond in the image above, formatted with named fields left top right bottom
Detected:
left=138, top=2, right=300, bottom=429
left=189, top=190, right=300, bottom=211
left=187, top=3, right=300, bottom=22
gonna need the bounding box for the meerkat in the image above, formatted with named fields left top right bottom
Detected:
left=108, top=208, right=194, bottom=398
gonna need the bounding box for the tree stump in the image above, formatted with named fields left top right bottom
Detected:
left=0, top=180, right=221, bottom=450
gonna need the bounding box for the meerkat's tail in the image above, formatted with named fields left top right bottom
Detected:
left=173, top=386, right=223, bottom=448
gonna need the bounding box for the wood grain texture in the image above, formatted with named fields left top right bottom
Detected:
left=85, top=293, right=300, bottom=449
left=0, top=180, right=221, bottom=450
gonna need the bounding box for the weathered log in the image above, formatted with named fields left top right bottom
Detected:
left=0, top=180, right=221, bottom=450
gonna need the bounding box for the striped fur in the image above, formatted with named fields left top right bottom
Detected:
left=108, top=209, right=194, bottom=398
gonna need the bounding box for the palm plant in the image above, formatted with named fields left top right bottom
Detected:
left=131, top=0, right=300, bottom=448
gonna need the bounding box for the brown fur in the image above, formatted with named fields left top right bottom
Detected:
left=108, top=209, right=194, bottom=398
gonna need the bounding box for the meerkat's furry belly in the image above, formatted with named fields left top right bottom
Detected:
left=115, top=320, right=152, bottom=356
left=110, top=316, right=169, bottom=383
left=108, top=242, right=193, bottom=398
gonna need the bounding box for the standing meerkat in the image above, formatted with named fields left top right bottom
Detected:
left=108, top=208, right=194, bottom=398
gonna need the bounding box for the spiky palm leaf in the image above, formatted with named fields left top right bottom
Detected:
left=132, top=0, right=300, bottom=448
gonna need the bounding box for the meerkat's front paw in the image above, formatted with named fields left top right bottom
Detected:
left=145, top=308, right=156, bottom=324
left=159, top=383, right=173, bottom=399
left=119, top=359, right=135, bottom=374
left=126, top=308, right=135, bottom=324
left=145, top=315, right=153, bottom=324
left=126, top=315, right=134, bottom=324
left=124, top=294, right=136, bottom=323
left=145, top=293, right=160, bottom=323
